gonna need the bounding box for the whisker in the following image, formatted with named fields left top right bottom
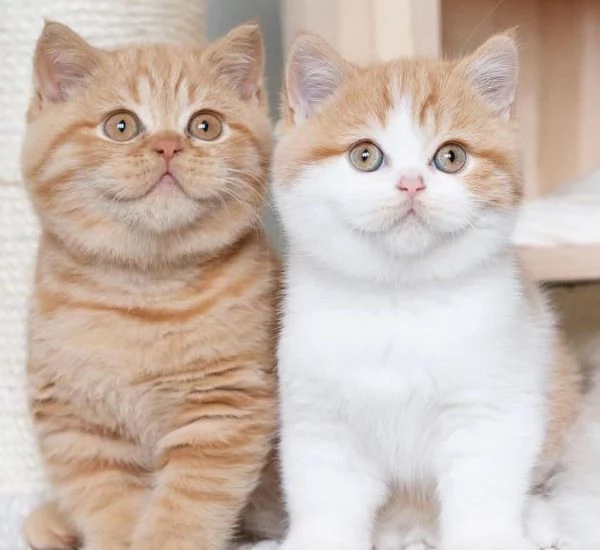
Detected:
left=460, top=0, right=507, bottom=55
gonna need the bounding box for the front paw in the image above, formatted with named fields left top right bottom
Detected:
left=23, top=502, right=79, bottom=550
left=526, top=496, right=575, bottom=550
left=280, top=535, right=367, bottom=550
left=235, top=542, right=281, bottom=550
left=375, top=531, right=437, bottom=550
left=442, top=534, right=536, bottom=550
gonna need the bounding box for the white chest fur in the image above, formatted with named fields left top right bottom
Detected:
left=277, top=254, right=553, bottom=550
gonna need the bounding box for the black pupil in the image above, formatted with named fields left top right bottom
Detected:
left=361, top=149, right=370, bottom=162
left=117, top=120, right=127, bottom=133
left=444, top=149, right=456, bottom=163
left=200, top=120, right=209, bottom=132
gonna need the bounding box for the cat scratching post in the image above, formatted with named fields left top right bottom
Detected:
left=0, top=1, right=204, bottom=547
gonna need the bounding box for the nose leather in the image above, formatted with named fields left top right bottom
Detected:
left=152, top=138, right=183, bottom=161
left=397, top=176, right=426, bottom=197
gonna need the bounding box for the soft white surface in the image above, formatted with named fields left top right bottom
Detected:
left=0, top=2, right=204, bottom=548
left=513, top=169, right=600, bottom=247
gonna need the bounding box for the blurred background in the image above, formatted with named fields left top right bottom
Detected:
left=1, top=1, right=600, bottom=547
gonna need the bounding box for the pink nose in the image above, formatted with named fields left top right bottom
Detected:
left=152, top=139, right=183, bottom=161
left=397, top=176, right=426, bottom=197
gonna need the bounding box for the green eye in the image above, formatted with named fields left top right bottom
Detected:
left=433, top=143, right=467, bottom=174
left=349, top=141, right=384, bottom=172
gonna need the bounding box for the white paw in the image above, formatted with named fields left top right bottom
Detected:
left=375, top=525, right=437, bottom=550
left=280, top=536, right=363, bottom=550
left=235, top=542, right=281, bottom=550
left=375, top=531, right=437, bottom=550
left=526, top=496, right=575, bottom=550
left=442, top=535, right=536, bottom=550
left=377, top=538, right=436, bottom=550
left=405, top=542, right=436, bottom=550
left=375, top=530, right=404, bottom=550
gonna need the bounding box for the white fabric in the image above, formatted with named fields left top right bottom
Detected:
left=0, top=2, right=204, bottom=548
left=513, top=169, right=600, bottom=247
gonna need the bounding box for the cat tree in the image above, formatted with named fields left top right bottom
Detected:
left=0, top=1, right=204, bottom=548
left=283, top=0, right=600, bottom=283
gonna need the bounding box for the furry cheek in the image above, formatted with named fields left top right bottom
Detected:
left=418, top=171, right=478, bottom=233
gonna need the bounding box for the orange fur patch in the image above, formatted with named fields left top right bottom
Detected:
left=275, top=54, right=521, bottom=211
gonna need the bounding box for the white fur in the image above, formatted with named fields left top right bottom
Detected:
left=235, top=542, right=281, bottom=550
left=513, top=169, right=600, bottom=248
left=272, top=97, right=558, bottom=550
left=528, top=370, right=600, bottom=550
left=525, top=286, right=600, bottom=550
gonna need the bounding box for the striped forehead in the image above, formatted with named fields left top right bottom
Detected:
left=109, top=51, right=209, bottom=132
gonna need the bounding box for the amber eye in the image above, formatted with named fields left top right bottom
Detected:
left=432, top=143, right=467, bottom=174
left=187, top=111, right=223, bottom=141
left=349, top=141, right=384, bottom=172
left=103, top=111, right=141, bottom=142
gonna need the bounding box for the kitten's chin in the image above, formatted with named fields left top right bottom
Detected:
left=342, top=211, right=451, bottom=260
left=290, top=215, right=513, bottom=285
left=115, top=193, right=207, bottom=235
left=110, top=181, right=231, bottom=235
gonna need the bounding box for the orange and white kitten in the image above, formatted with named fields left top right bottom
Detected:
left=22, top=21, right=278, bottom=550
left=269, top=33, right=582, bottom=550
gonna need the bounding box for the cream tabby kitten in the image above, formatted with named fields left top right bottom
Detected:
left=22, top=21, right=278, bottom=550
left=269, top=32, right=582, bottom=550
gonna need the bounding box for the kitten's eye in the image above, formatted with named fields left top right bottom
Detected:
left=349, top=141, right=384, bottom=172
left=187, top=111, right=223, bottom=141
left=103, top=111, right=141, bottom=142
left=432, top=143, right=467, bottom=174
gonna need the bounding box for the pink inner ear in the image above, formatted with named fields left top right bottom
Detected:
left=34, top=24, right=99, bottom=104
left=40, top=60, right=68, bottom=102
left=460, top=36, right=518, bottom=117
left=286, top=37, right=347, bottom=121
left=36, top=52, right=94, bottom=103
left=208, top=24, right=264, bottom=102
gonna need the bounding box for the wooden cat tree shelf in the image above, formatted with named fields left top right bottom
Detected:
left=283, top=0, right=600, bottom=283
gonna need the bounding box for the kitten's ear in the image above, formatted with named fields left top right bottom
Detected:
left=207, top=23, right=265, bottom=102
left=456, top=31, right=519, bottom=118
left=285, top=33, right=351, bottom=123
left=34, top=21, right=100, bottom=104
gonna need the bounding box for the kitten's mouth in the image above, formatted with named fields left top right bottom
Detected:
left=155, top=172, right=179, bottom=189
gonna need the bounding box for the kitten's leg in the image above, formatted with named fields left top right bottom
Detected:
left=526, top=495, right=573, bottom=550
left=436, top=406, right=542, bottom=550
left=374, top=495, right=438, bottom=550
left=23, top=501, right=79, bottom=550
left=36, top=423, right=148, bottom=550
left=279, top=421, right=386, bottom=550
left=373, top=526, right=406, bottom=550
left=374, top=525, right=437, bottom=550
left=130, top=397, right=274, bottom=550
